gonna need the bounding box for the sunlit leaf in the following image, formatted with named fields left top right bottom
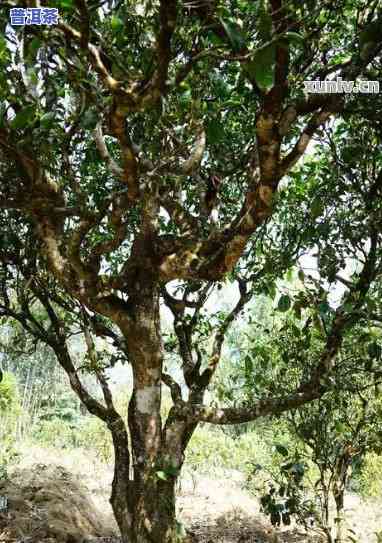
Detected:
left=245, top=44, right=276, bottom=91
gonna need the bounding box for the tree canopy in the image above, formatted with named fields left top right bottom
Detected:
left=0, top=1, right=381, bottom=542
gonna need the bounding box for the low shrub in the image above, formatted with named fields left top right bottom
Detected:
left=0, top=372, right=21, bottom=478
left=32, top=418, right=79, bottom=449
left=184, top=425, right=272, bottom=476
left=357, top=452, right=382, bottom=498
left=0, top=372, right=21, bottom=414
left=76, top=417, right=113, bottom=463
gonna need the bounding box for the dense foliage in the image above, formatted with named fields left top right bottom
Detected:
left=0, top=1, right=381, bottom=541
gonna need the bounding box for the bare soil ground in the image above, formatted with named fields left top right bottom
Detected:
left=0, top=446, right=380, bottom=543
left=178, top=471, right=320, bottom=543
left=178, top=469, right=382, bottom=542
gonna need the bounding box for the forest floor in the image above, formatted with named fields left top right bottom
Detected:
left=0, top=445, right=380, bottom=543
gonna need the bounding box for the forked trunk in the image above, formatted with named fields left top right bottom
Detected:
left=109, top=401, right=185, bottom=542
left=130, top=473, right=179, bottom=543
left=111, top=447, right=181, bottom=543
left=109, top=277, right=189, bottom=542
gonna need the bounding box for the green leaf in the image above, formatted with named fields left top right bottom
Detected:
left=291, top=323, right=300, bottom=338
left=205, top=31, right=225, bottom=47
left=264, top=281, right=276, bottom=299
left=365, top=358, right=373, bottom=372
left=286, top=268, right=293, bottom=282
left=10, top=105, right=37, bottom=129
left=175, top=521, right=187, bottom=537
left=111, top=15, right=124, bottom=32
left=156, top=470, right=168, bottom=481
left=179, top=88, right=192, bottom=108
left=281, top=351, right=289, bottom=363
left=207, top=118, right=224, bottom=144
left=258, top=4, right=272, bottom=42
left=284, top=32, right=305, bottom=45
left=219, top=18, right=246, bottom=51
left=293, top=302, right=302, bottom=319
left=244, top=355, right=253, bottom=375
left=368, top=342, right=382, bottom=360
left=335, top=421, right=346, bottom=434
left=60, top=0, right=74, bottom=7
left=0, top=35, right=6, bottom=54
left=28, top=37, right=42, bottom=58
left=291, top=462, right=305, bottom=477
left=277, top=294, right=291, bottom=312
left=0, top=35, right=10, bottom=62
left=40, top=112, right=56, bottom=129
left=275, top=444, right=289, bottom=457
left=311, top=198, right=323, bottom=218
left=318, top=301, right=330, bottom=316
left=27, top=68, right=38, bottom=86
left=80, top=109, right=98, bottom=130
left=246, top=44, right=276, bottom=91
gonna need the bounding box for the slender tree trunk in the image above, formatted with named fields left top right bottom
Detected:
left=334, top=490, right=344, bottom=543
left=323, top=495, right=333, bottom=543
left=333, top=474, right=347, bottom=543
left=332, top=449, right=352, bottom=543
left=108, top=416, right=132, bottom=543
left=318, top=479, right=333, bottom=543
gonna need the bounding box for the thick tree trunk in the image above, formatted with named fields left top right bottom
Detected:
left=130, top=473, right=179, bottom=543
left=114, top=277, right=188, bottom=542
left=111, top=443, right=181, bottom=542
left=109, top=408, right=184, bottom=543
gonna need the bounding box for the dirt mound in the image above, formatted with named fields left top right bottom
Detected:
left=0, top=463, right=118, bottom=542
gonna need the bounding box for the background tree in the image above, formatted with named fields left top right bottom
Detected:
left=289, top=390, right=382, bottom=543
left=0, top=369, right=21, bottom=479
left=246, top=317, right=382, bottom=543
left=0, top=320, right=74, bottom=436
left=0, top=1, right=381, bottom=541
left=214, top=114, right=382, bottom=541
